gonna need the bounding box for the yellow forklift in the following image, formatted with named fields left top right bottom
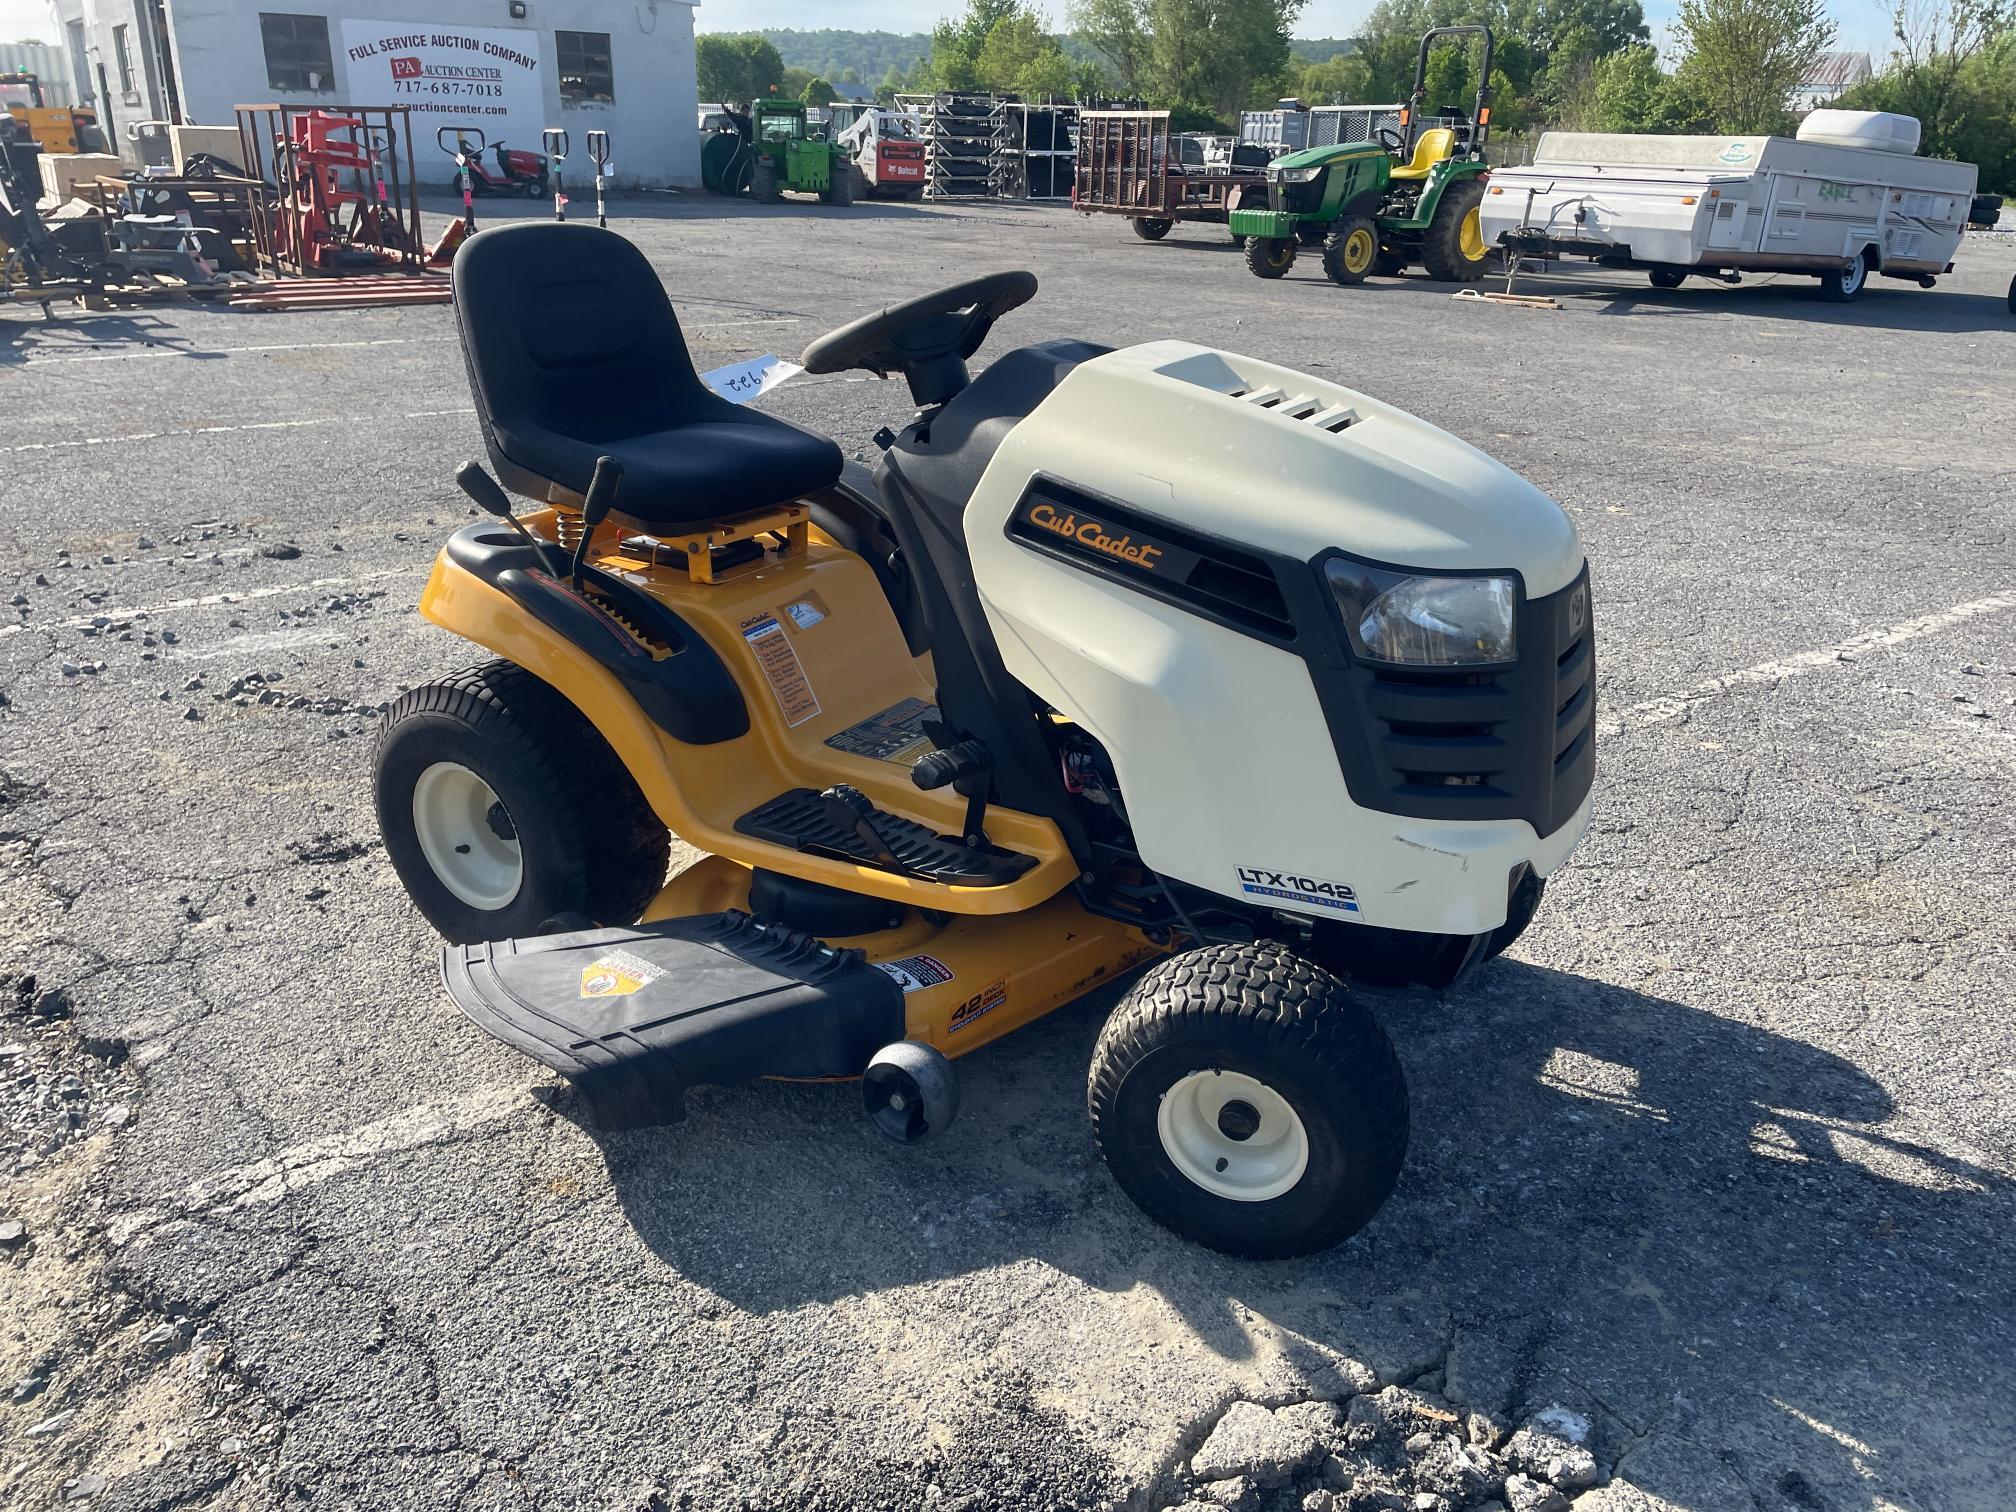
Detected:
left=0, top=71, right=107, bottom=156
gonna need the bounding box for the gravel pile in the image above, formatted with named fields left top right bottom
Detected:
left=1164, top=1387, right=1606, bottom=1512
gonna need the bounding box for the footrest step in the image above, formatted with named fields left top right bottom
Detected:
left=736, top=787, right=1037, bottom=886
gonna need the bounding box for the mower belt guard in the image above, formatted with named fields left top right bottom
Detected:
left=441, top=912, right=905, bottom=1130
left=1228, top=208, right=1299, bottom=239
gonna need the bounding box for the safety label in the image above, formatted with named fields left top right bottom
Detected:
left=739, top=612, right=821, bottom=727
left=1235, top=865, right=1359, bottom=913
left=825, top=697, right=939, bottom=765
left=782, top=593, right=829, bottom=632
left=949, top=978, right=1008, bottom=1033
left=874, top=954, right=955, bottom=993
left=579, top=948, right=665, bottom=999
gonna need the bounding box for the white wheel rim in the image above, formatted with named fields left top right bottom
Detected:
left=1157, top=1068, right=1309, bottom=1202
left=1841, top=258, right=1864, bottom=293
left=411, top=762, right=523, bottom=911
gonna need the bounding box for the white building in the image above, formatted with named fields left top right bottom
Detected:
left=43, top=0, right=701, bottom=187
left=1791, top=52, right=1873, bottom=114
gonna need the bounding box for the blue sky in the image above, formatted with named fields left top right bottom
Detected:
left=0, top=0, right=1899, bottom=70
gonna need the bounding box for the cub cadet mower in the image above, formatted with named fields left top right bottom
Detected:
left=1231, top=26, right=1498, bottom=287
left=374, top=223, right=1595, bottom=1259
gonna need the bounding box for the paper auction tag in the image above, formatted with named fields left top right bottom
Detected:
left=701, top=354, right=803, bottom=404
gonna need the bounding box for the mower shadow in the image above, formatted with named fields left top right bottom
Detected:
left=586, top=956, right=2010, bottom=1480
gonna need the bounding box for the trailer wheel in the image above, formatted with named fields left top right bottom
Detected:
left=1245, top=236, right=1296, bottom=279
left=1649, top=269, right=1686, bottom=289
left=1088, top=942, right=1408, bottom=1259
left=1132, top=217, right=1173, bottom=241
left=751, top=158, right=781, bottom=204
left=1420, top=178, right=1490, bottom=283
left=1322, top=217, right=1379, bottom=285
left=1815, top=250, right=1870, bottom=302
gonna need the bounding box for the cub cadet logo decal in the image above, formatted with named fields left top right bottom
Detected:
left=1026, top=502, right=1165, bottom=570
left=1567, top=584, right=1588, bottom=637
left=949, top=978, right=1008, bottom=1033
left=1236, top=866, right=1359, bottom=913
left=579, top=948, right=665, bottom=999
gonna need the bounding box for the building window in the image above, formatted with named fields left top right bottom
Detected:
left=260, top=13, right=334, bottom=94
left=557, top=31, right=614, bottom=104
left=112, top=24, right=135, bottom=92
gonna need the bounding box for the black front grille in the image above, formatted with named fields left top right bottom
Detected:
left=1316, top=565, right=1595, bottom=836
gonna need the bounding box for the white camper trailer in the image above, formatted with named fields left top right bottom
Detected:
left=1481, top=111, right=1977, bottom=301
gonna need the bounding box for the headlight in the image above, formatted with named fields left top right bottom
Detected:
left=1270, top=165, right=1322, bottom=183
left=1324, top=560, right=1518, bottom=666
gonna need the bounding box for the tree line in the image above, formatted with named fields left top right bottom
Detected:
left=697, top=0, right=2013, bottom=192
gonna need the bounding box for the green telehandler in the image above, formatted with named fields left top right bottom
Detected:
left=1230, top=26, right=1498, bottom=287
left=748, top=99, right=853, bottom=206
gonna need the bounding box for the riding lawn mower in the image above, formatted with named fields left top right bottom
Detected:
left=375, top=223, right=1595, bottom=1258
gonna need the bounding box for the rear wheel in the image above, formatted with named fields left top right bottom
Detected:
left=374, top=661, right=669, bottom=944
left=1649, top=269, right=1686, bottom=289
left=751, top=158, right=781, bottom=204
left=1245, top=235, right=1296, bottom=279
left=1420, top=177, right=1490, bottom=282
left=1088, top=943, right=1409, bottom=1259
left=1321, top=216, right=1379, bottom=285
left=1815, top=250, right=1869, bottom=302
left=1132, top=217, right=1173, bottom=241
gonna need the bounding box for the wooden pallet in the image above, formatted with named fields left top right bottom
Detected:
left=218, top=274, right=453, bottom=312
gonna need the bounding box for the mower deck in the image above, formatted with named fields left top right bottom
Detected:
left=443, top=912, right=905, bottom=1130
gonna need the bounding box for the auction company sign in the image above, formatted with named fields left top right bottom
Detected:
left=340, top=22, right=545, bottom=156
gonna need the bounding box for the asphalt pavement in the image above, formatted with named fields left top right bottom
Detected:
left=2, top=193, right=2013, bottom=1512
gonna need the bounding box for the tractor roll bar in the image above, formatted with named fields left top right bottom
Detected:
left=1406, top=25, right=1495, bottom=158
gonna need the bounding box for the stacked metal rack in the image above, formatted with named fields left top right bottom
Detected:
left=1001, top=101, right=1078, bottom=200
left=910, top=92, right=1008, bottom=199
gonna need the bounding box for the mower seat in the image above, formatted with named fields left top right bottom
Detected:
left=1387, top=127, right=1457, bottom=181
left=453, top=223, right=842, bottom=528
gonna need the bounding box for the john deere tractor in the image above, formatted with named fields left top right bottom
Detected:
left=1231, top=26, right=1497, bottom=287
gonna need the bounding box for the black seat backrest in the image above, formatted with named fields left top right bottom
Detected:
left=452, top=222, right=713, bottom=500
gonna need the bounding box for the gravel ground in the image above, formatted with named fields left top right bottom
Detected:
left=2, top=193, right=2013, bottom=1512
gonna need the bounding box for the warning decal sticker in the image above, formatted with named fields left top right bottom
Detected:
left=874, top=954, right=955, bottom=993
left=782, top=593, right=829, bottom=632
left=739, top=612, right=822, bottom=727
left=825, top=697, right=939, bottom=765
left=580, top=947, right=666, bottom=999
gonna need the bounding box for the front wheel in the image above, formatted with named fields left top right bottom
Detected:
left=1088, top=943, right=1409, bottom=1259
left=821, top=163, right=856, bottom=206
left=750, top=158, right=781, bottom=204
left=1245, top=235, right=1296, bottom=279
left=1322, top=216, right=1379, bottom=285
left=374, top=661, right=670, bottom=944
left=1649, top=269, right=1685, bottom=290
left=1420, top=177, right=1490, bottom=282
left=1132, top=217, right=1173, bottom=241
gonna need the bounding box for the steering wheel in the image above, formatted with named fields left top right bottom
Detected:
left=801, top=271, right=1037, bottom=405
left=1375, top=126, right=1407, bottom=154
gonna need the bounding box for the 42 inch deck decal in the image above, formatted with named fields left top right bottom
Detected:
left=1236, top=865, right=1359, bottom=913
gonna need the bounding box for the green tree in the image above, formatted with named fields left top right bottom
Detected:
left=838, top=66, right=863, bottom=85
left=781, top=65, right=816, bottom=97
left=976, top=9, right=1076, bottom=93
left=695, top=33, right=786, bottom=108
left=875, top=64, right=907, bottom=102
left=1585, top=42, right=1693, bottom=128
left=1670, top=0, right=1835, bottom=132
left=1298, top=51, right=1373, bottom=101
left=801, top=76, right=839, bottom=106
left=1147, top=0, right=1307, bottom=121
left=1069, top=0, right=1153, bottom=94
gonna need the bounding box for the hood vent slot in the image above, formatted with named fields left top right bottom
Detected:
left=1224, top=385, right=1358, bottom=432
